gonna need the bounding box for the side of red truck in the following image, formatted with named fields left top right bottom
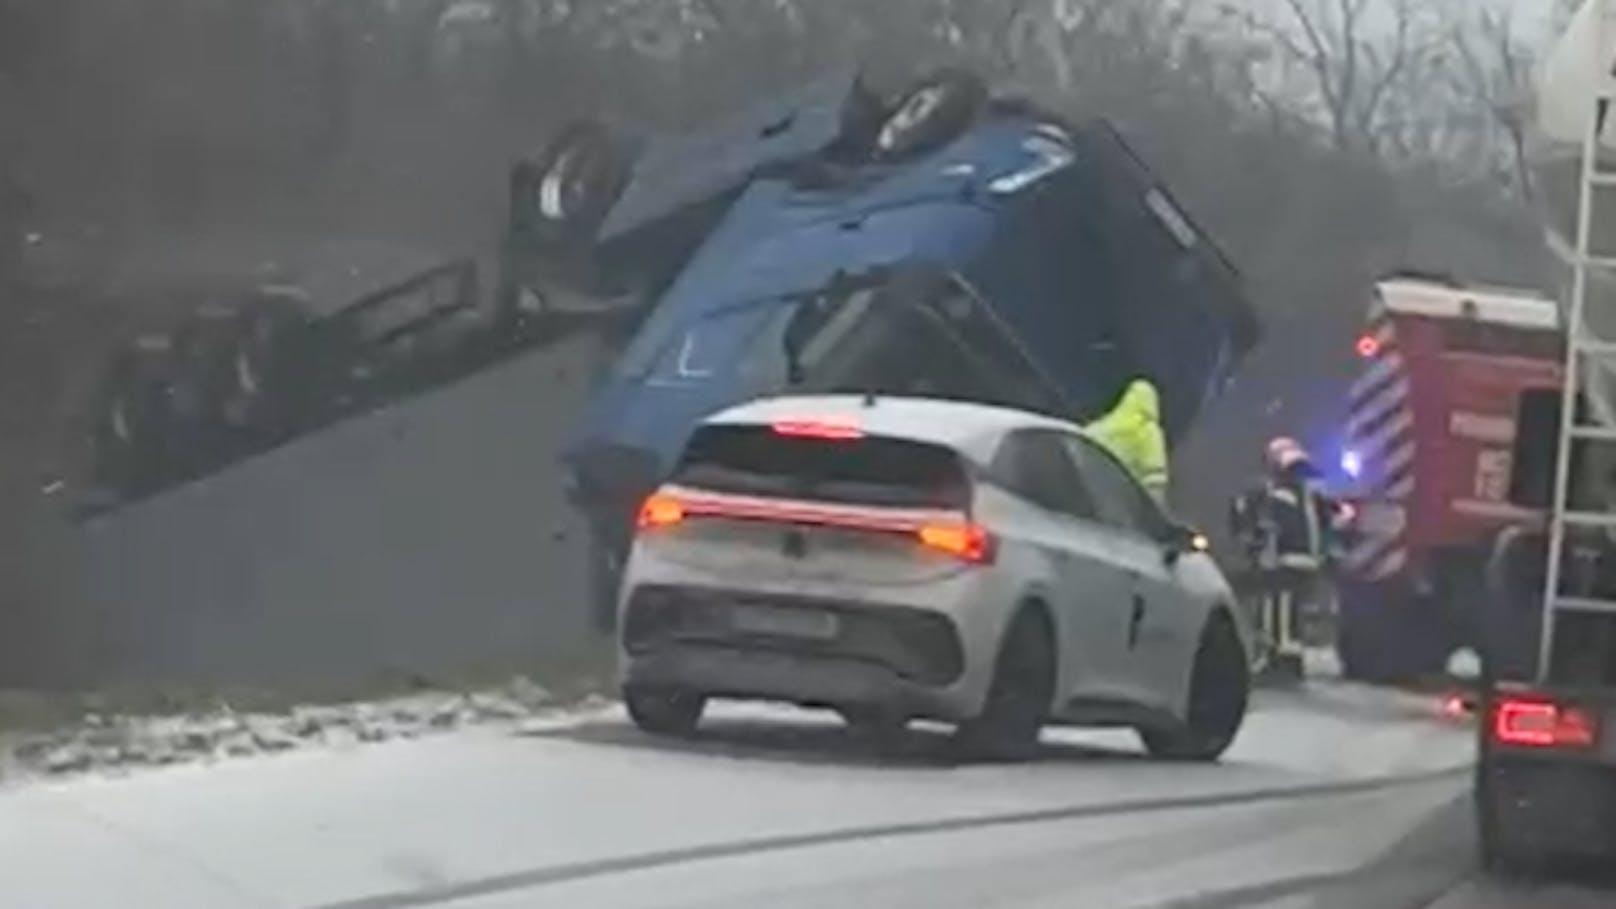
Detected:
left=1336, top=274, right=1563, bottom=682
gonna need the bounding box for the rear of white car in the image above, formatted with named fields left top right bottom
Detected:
left=615, top=394, right=1251, bottom=763
left=618, top=403, right=1024, bottom=735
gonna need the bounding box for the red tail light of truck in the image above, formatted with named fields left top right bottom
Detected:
left=1492, top=698, right=1598, bottom=750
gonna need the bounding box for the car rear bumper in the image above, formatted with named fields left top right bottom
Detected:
left=622, top=644, right=975, bottom=722
left=618, top=584, right=981, bottom=722
left=1482, top=753, right=1616, bottom=859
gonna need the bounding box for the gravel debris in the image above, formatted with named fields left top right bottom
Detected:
left=2, top=676, right=597, bottom=783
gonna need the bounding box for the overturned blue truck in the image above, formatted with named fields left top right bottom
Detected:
left=75, top=68, right=1259, bottom=681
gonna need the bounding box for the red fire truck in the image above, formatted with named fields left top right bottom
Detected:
left=1336, top=273, right=1563, bottom=682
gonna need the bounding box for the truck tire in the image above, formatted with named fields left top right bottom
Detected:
left=509, top=120, right=631, bottom=248
left=161, top=303, right=248, bottom=477
left=216, top=291, right=315, bottom=439
left=589, top=527, right=629, bottom=635
left=871, top=69, right=987, bottom=162
left=91, top=333, right=180, bottom=496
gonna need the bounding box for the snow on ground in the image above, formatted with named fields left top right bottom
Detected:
left=0, top=679, right=1475, bottom=909
left=0, top=661, right=1475, bottom=789
left=0, top=678, right=616, bottom=786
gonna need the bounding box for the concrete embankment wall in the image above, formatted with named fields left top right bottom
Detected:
left=13, top=337, right=605, bottom=694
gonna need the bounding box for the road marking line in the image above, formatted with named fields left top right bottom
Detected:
left=309, top=766, right=1469, bottom=909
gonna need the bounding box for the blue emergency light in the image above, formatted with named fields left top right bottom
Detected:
left=1340, top=449, right=1363, bottom=479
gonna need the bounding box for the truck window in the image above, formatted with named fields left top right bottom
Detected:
left=671, top=424, right=970, bottom=510
left=736, top=276, right=1067, bottom=415
left=648, top=303, right=780, bottom=381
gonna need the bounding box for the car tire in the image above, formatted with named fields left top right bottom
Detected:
left=871, top=69, right=987, bottom=162
left=509, top=120, right=631, bottom=248
left=839, top=706, right=909, bottom=747
left=1141, top=612, right=1249, bottom=762
left=624, top=686, right=705, bottom=737
left=955, top=606, right=1054, bottom=762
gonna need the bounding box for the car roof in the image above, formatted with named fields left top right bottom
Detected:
left=700, top=393, right=1079, bottom=460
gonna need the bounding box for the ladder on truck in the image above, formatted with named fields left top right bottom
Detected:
left=1542, top=0, right=1616, bottom=681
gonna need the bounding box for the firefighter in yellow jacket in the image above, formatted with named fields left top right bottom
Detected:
left=1084, top=378, right=1169, bottom=503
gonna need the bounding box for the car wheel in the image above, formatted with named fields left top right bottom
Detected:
left=1141, top=612, right=1249, bottom=762
left=871, top=69, right=987, bottom=162
left=509, top=120, right=630, bottom=247
left=624, top=685, right=705, bottom=737
left=955, top=606, right=1054, bottom=762
left=839, top=706, right=909, bottom=746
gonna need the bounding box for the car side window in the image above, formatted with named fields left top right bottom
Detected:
left=991, top=430, right=1101, bottom=522
left=1059, top=433, right=1168, bottom=539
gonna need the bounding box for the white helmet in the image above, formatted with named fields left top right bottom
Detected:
left=1265, top=436, right=1309, bottom=472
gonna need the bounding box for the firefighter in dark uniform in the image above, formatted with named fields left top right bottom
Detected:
left=1230, top=437, right=1347, bottom=679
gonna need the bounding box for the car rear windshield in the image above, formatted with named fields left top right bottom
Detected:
left=671, top=424, right=971, bottom=510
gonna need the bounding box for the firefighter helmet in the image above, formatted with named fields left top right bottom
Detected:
left=1265, top=436, right=1309, bottom=472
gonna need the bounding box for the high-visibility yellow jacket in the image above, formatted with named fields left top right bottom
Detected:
left=1084, top=379, right=1169, bottom=502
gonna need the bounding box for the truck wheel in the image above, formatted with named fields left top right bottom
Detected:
left=91, top=333, right=179, bottom=496
left=218, top=291, right=314, bottom=437
left=509, top=121, right=631, bottom=247
left=1335, top=609, right=1369, bottom=680
left=871, top=69, right=987, bottom=162
left=955, top=606, right=1053, bottom=761
left=1141, top=613, right=1249, bottom=762
left=624, top=685, right=705, bottom=737
left=588, top=531, right=626, bottom=635
left=170, top=302, right=243, bottom=415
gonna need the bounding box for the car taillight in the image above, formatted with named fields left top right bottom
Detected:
left=636, top=493, right=686, bottom=531
left=1493, top=698, right=1598, bottom=749
left=916, top=521, right=996, bottom=564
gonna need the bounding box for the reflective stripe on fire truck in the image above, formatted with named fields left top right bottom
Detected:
left=1345, top=304, right=1412, bottom=581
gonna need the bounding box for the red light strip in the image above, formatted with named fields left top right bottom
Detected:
left=771, top=420, right=864, bottom=440
left=639, top=488, right=994, bottom=563
left=670, top=491, right=935, bottom=534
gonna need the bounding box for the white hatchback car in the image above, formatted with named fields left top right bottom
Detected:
left=616, top=394, right=1253, bottom=760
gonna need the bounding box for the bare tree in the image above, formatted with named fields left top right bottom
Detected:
left=1242, top=0, right=1440, bottom=159
left=1443, top=4, right=1540, bottom=202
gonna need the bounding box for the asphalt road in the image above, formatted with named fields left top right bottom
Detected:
left=0, top=682, right=1611, bottom=909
